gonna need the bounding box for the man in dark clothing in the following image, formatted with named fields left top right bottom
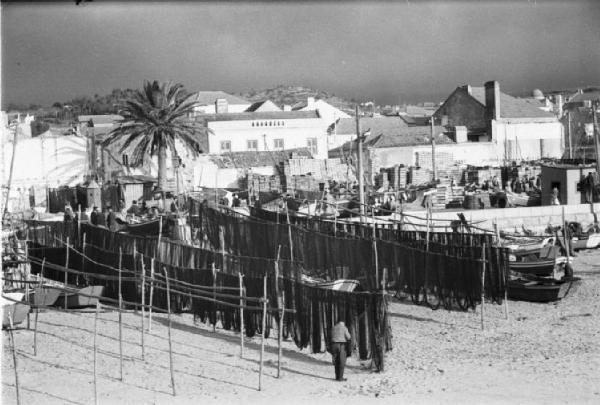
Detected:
left=90, top=206, right=100, bottom=226
left=96, top=208, right=107, bottom=227
left=585, top=172, right=595, bottom=203
left=330, top=321, right=351, bottom=381
left=106, top=206, right=118, bottom=231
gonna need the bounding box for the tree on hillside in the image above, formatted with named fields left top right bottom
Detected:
left=104, top=80, right=208, bottom=191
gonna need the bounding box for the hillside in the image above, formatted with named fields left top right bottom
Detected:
left=239, top=85, right=356, bottom=115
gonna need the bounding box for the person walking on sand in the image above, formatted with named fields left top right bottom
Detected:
left=330, top=320, right=351, bottom=381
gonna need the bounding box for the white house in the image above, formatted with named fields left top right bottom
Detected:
left=197, top=110, right=330, bottom=159
left=433, top=81, right=563, bottom=162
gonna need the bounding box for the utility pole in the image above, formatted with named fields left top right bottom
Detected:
left=430, top=116, right=436, bottom=182
left=593, top=101, right=600, bottom=176
left=567, top=111, right=573, bottom=159
left=355, top=105, right=365, bottom=217
left=3, top=124, right=19, bottom=220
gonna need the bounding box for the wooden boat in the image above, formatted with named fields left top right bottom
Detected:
left=509, top=259, right=555, bottom=277
left=508, top=277, right=580, bottom=302
left=124, top=217, right=164, bottom=235
left=54, top=286, right=104, bottom=308
left=2, top=293, right=31, bottom=328
left=316, top=279, right=360, bottom=292
left=504, top=236, right=555, bottom=257
left=28, top=285, right=62, bottom=307
left=505, top=190, right=541, bottom=207
left=571, top=233, right=600, bottom=251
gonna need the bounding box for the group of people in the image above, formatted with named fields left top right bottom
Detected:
left=505, top=174, right=541, bottom=194
left=63, top=199, right=164, bottom=231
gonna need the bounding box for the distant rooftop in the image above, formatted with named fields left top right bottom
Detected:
left=194, top=91, right=250, bottom=106
left=197, top=110, right=320, bottom=122
left=209, top=148, right=313, bottom=169
left=78, top=115, right=123, bottom=125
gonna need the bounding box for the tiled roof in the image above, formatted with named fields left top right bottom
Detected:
left=468, top=87, right=554, bottom=119
left=568, top=90, right=600, bottom=103
left=208, top=148, right=313, bottom=169
left=194, top=91, right=250, bottom=106
left=78, top=115, right=123, bottom=124
left=329, top=118, right=451, bottom=153
left=197, top=110, right=320, bottom=122
left=333, top=116, right=412, bottom=135
left=245, top=100, right=281, bottom=112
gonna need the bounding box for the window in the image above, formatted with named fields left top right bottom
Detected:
left=273, top=139, right=284, bottom=150
left=307, top=138, right=318, bottom=155
left=220, top=141, right=231, bottom=152
left=247, top=139, right=258, bottom=151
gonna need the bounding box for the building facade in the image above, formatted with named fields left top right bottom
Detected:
left=199, top=110, right=330, bottom=159
left=434, top=81, right=564, bottom=162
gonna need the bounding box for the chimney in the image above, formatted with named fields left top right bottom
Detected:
left=463, top=85, right=472, bottom=95
left=215, top=98, right=228, bottom=114
left=455, top=126, right=467, bottom=143
left=283, top=105, right=292, bottom=112
left=484, top=81, right=501, bottom=121
left=307, top=97, right=316, bottom=110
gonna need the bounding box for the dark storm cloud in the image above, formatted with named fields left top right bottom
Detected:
left=2, top=1, right=599, bottom=107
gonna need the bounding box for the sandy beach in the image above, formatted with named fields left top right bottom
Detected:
left=3, top=250, right=600, bottom=405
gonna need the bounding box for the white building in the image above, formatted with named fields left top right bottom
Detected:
left=198, top=110, right=330, bottom=159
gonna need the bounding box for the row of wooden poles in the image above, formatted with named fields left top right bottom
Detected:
left=4, top=232, right=294, bottom=405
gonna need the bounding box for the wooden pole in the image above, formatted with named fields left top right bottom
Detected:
left=140, top=253, right=146, bottom=361
left=82, top=232, right=87, bottom=277
left=33, top=258, right=44, bottom=356
left=24, top=238, right=30, bottom=329
left=567, top=111, right=573, bottom=159
left=212, top=263, right=217, bottom=332
left=494, top=219, right=509, bottom=320
left=481, top=244, right=486, bottom=331
left=239, top=272, right=245, bottom=358
left=2, top=124, right=19, bottom=219
left=157, top=216, right=163, bottom=263
left=64, top=237, right=70, bottom=310
left=259, top=273, right=268, bottom=391
left=274, top=252, right=282, bottom=378
left=7, top=313, right=21, bottom=405
left=148, top=258, right=154, bottom=332
left=163, top=267, right=177, bottom=396
left=278, top=290, right=285, bottom=379
left=334, top=201, right=338, bottom=237
left=286, top=209, right=294, bottom=262
left=93, top=301, right=100, bottom=405
left=355, top=105, right=365, bottom=217
left=118, top=248, right=123, bottom=381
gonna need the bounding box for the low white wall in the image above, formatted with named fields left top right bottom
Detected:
left=402, top=203, right=600, bottom=233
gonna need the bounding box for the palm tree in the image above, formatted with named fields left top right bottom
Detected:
left=104, top=80, right=206, bottom=191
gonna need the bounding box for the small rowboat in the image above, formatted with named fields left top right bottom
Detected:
left=124, top=217, right=164, bottom=236
left=508, top=277, right=580, bottom=303
left=316, top=279, right=360, bottom=292
left=2, top=293, right=31, bottom=329
left=54, top=286, right=104, bottom=308
left=28, top=285, right=62, bottom=307
left=509, top=259, right=556, bottom=277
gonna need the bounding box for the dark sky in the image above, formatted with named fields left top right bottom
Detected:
left=2, top=1, right=599, bottom=107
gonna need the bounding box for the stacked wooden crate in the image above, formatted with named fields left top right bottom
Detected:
left=408, top=167, right=433, bottom=185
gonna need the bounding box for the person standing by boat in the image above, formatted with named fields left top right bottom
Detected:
left=552, top=187, right=561, bottom=205
left=106, top=206, right=118, bottom=231
left=329, top=320, right=351, bottom=381
left=584, top=172, right=595, bottom=203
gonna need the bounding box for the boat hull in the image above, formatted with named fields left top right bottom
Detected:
left=509, top=259, right=555, bottom=277
left=54, top=286, right=105, bottom=308
left=28, top=286, right=62, bottom=307
left=508, top=277, right=580, bottom=302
